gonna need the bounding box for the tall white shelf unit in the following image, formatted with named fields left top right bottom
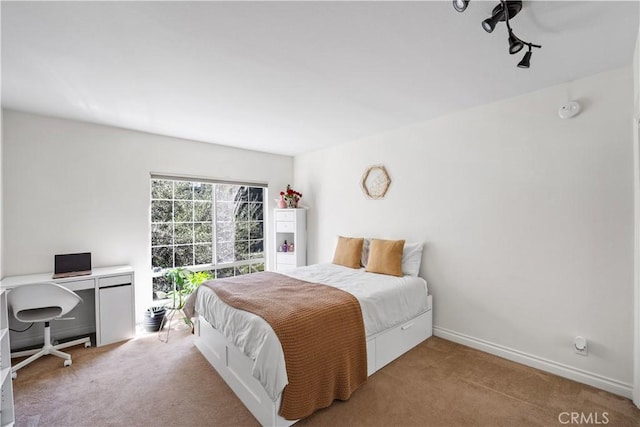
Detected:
left=274, top=208, right=306, bottom=272
left=0, top=290, right=15, bottom=426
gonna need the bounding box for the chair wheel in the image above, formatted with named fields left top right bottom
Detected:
left=11, top=371, right=17, bottom=380
left=85, top=341, right=91, bottom=348
left=64, top=360, right=72, bottom=367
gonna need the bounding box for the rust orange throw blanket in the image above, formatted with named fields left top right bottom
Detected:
left=200, top=271, right=367, bottom=420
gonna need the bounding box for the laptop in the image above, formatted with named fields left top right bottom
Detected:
left=52, top=252, right=92, bottom=279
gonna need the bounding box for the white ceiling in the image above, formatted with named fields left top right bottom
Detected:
left=2, top=1, right=638, bottom=156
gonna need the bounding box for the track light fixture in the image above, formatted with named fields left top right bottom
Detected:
left=453, top=0, right=542, bottom=69
left=517, top=48, right=532, bottom=68
left=508, top=30, right=524, bottom=54
left=453, top=0, right=469, bottom=13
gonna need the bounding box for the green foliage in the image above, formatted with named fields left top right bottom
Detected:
left=165, top=267, right=213, bottom=312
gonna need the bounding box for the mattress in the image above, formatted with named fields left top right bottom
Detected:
left=191, top=263, right=430, bottom=401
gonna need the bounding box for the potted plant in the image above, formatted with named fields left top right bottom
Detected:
left=165, top=268, right=213, bottom=326
left=143, top=306, right=167, bottom=332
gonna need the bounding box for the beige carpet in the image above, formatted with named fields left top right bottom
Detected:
left=12, top=328, right=640, bottom=427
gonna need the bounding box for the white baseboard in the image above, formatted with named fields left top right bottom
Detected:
left=433, top=326, right=633, bottom=399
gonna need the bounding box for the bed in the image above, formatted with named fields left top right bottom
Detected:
left=187, top=258, right=433, bottom=426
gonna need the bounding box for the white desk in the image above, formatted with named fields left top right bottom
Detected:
left=0, top=265, right=136, bottom=347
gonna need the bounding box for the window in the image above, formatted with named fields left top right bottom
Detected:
left=150, top=177, right=265, bottom=298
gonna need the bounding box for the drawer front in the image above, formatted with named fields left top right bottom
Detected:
left=276, top=264, right=296, bottom=272
left=275, top=210, right=295, bottom=221
left=375, top=312, right=431, bottom=370
left=276, top=221, right=294, bottom=232
left=58, top=278, right=95, bottom=291
left=276, top=252, right=296, bottom=264
left=98, top=274, right=133, bottom=288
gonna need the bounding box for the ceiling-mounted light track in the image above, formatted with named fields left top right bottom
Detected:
left=452, top=0, right=542, bottom=69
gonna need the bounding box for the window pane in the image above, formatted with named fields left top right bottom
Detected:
left=216, top=221, right=234, bottom=242
left=235, top=240, right=249, bottom=260
left=249, top=187, right=263, bottom=202
left=235, top=221, right=249, bottom=241
left=174, top=223, right=193, bottom=245
left=216, top=201, right=234, bottom=221
left=249, top=221, right=263, bottom=240
left=174, top=245, right=193, bottom=267
left=249, top=203, right=263, bottom=221
left=236, top=186, right=249, bottom=202
left=194, top=201, right=212, bottom=222
left=216, top=184, right=238, bottom=202
left=194, top=244, right=212, bottom=265
left=151, top=200, right=173, bottom=222
left=152, top=275, right=171, bottom=299
left=152, top=179, right=173, bottom=199
left=216, top=242, right=234, bottom=263
left=151, top=223, right=173, bottom=246
left=250, top=239, right=264, bottom=259
left=234, top=202, right=249, bottom=221
left=175, top=181, right=192, bottom=200
left=236, top=265, right=251, bottom=275
left=152, top=246, right=173, bottom=269
left=174, top=200, right=193, bottom=222
left=194, top=223, right=212, bottom=244
left=193, top=182, right=212, bottom=200
left=251, top=263, right=265, bottom=273
left=217, top=267, right=235, bottom=278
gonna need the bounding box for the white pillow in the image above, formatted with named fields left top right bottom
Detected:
left=361, top=239, right=423, bottom=276
left=401, top=241, right=423, bottom=276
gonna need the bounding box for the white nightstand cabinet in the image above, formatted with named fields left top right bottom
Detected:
left=0, top=290, right=15, bottom=426
left=274, top=208, right=306, bottom=272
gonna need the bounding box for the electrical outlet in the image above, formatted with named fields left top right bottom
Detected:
left=574, top=336, right=588, bottom=356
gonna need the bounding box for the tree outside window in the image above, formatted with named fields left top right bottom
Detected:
left=150, top=178, right=265, bottom=298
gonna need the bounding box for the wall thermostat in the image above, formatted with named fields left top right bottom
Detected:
left=558, top=101, right=582, bottom=119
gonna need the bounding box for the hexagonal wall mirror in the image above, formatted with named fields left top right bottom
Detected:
left=361, top=165, right=391, bottom=199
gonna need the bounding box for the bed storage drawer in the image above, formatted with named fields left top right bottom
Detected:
left=199, top=318, right=226, bottom=364
left=375, top=310, right=432, bottom=370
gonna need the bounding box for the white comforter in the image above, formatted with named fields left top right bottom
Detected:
left=192, top=263, right=429, bottom=401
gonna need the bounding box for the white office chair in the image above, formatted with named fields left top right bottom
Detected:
left=9, top=282, right=91, bottom=378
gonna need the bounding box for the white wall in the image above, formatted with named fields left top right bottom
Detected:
left=0, top=109, right=3, bottom=279
left=2, top=110, right=293, bottom=318
left=295, top=67, right=635, bottom=395
left=633, top=30, right=640, bottom=407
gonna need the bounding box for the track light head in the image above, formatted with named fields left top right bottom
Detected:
left=453, top=0, right=469, bottom=13
left=482, top=1, right=522, bottom=33
left=517, top=50, right=532, bottom=68
left=508, top=31, right=524, bottom=54
left=482, top=14, right=502, bottom=33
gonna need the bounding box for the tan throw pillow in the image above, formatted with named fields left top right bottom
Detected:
left=332, top=236, right=364, bottom=269
left=365, top=239, right=405, bottom=276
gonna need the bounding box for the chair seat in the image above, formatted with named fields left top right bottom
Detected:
left=9, top=282, right=83, bottom=322
left=8, top=282, right=90, bottom=376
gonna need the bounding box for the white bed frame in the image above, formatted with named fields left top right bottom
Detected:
left=193, top=294, right=432, bottom=426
